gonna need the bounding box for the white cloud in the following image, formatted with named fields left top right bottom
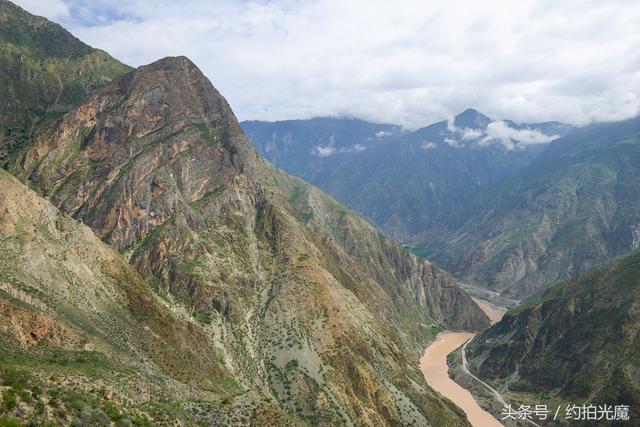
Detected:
left=461, top=128, right=484, bottom=140
left=18, top=0, right=640, bottom=129
left=444, top=137, right=460, bottom=147
left=13, top=0, right=69, bottom=20
left=483, top=120, right=559, bottom=149
left=375, top=130, right=391, bottom=138
left=313, top=143, right=368, bottom=156
left=446, top=117, right=457, bottom=133
left=313, top=146, right=337, bottom=157
left=422, top=141, right=437, bottom=150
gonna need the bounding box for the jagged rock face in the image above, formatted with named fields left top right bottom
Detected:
left=465, top=251, right=640, bottom=421
left=17, top=56, right=256, bottom=249
left=15, top=55, right=489, bottom=425
left=0, top=0, right=130, bottom=168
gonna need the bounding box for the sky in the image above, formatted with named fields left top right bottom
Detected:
left=14, top=0, right=640, bottom=129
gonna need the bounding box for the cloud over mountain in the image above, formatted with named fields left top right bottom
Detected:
left=15, top=0, right=640, bottom=129
left=482, top=121, right=559, bottom=149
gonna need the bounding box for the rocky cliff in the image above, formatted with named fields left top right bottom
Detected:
left=8, top=47, right=489, bottom=426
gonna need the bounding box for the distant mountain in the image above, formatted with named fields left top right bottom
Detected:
left=3, top=6, right=489, bottom=421
left=429, top=116, right=640, bottom=298
left=241, top=117, right=401, bottom=183
left=0, top=0, right=130, bottom=169
left=463, top=250, right=640, bottom=421
left=317, top=109, right=572, bottom=243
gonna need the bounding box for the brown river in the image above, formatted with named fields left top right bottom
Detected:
left=419, top=300, right=506, bottom=427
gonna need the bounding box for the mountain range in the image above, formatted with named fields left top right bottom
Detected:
left=432, top=117, right=640, bottom=297
left=244, top=98, right=640, bottom=425
left=241, top=117, right=401, bottom=184
left=244, top=110, right=571, bottom=246
left=3, top=0, right=640, bottom=425
left=0, top=1, right=488, bottom=425
left=246, top=109, right=640, bottom=300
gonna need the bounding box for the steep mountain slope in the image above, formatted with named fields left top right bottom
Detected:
left=9, top=52, right=489, bottom=425
left=318, top=109, right=570, bottom=243
left=0, top=0, right=130, bottom=169
left=0, top=169, right=291, bottom=425
left=432, top=117, right=640, bottom=298
left=463, top=250, right=640, bottom=422
left=241, top=117, right=401, bottom=183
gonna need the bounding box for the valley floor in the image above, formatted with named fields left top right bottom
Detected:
left=419, top=299, right=507, bottom=427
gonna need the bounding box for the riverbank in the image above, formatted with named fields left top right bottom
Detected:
left=472, top=298, right=506, bottom=325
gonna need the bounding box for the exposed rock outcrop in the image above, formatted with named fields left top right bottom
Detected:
left=13, top=54, right=489, bottom=425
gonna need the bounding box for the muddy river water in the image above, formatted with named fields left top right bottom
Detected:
left=419, top=300, right=507, bottom=427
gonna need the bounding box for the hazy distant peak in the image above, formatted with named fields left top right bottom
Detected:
left=453, top=108, right=491, bottom=129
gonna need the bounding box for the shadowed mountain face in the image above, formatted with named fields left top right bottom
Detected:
left=428, top=117, right=640, bottom=298
left=0, top=0, right=131, bottom=169
left=464, top=251, right=640, bottom=421
left=242, top=117, right=401, bottom=184
left=4, top=8, right=489, bottom=423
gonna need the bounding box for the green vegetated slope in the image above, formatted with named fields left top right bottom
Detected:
left=429, top=117, right=640, bottom=298
left=0, top=169, right=291, bottom=426
left=1, top=2, right=491, bottom=424
left=463, top=250, right=640, bottom=423
left=0, top=0, right=130, bottom=169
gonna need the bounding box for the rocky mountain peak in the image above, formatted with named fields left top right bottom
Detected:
left=453, top=108, right=491, bottom=129
left=16, top=55, right=258, bottom=248
left=114, top=56, right=243, bottom=137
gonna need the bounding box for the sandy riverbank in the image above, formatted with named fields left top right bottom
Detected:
left=472, top=298, right=507, bottom=325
